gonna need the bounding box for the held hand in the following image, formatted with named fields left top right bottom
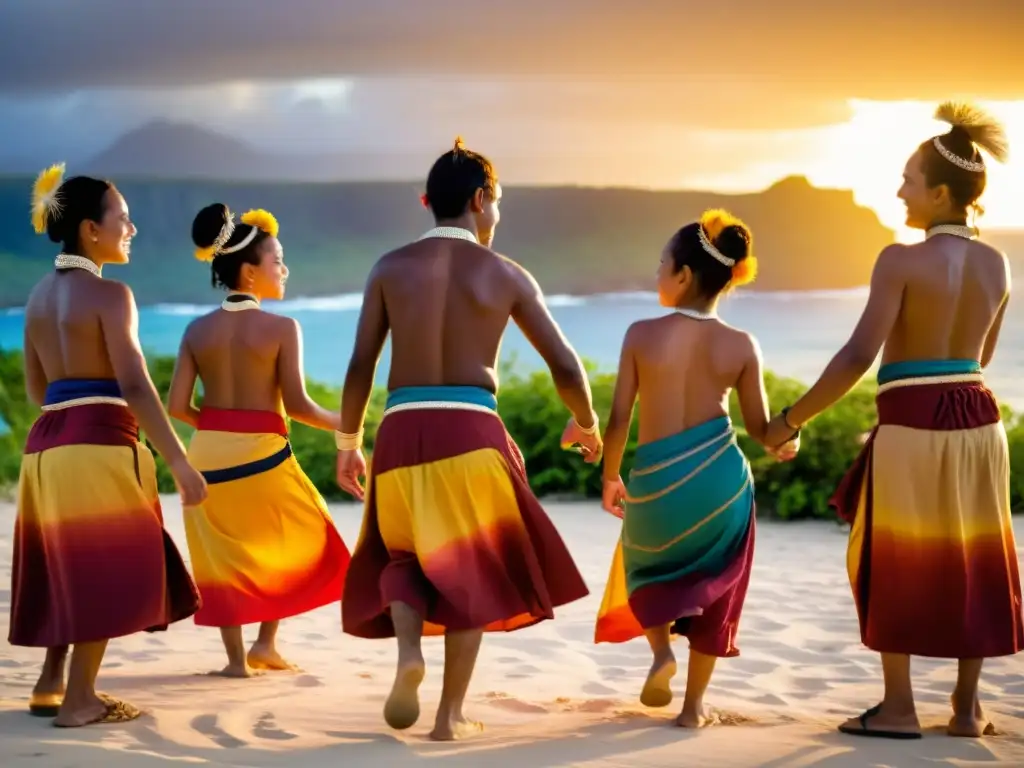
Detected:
left=768, top=435, right=800, bottom=462
left=560, top=417, right=603, bottom=464
left=602, top=476, right=627, bottom=519
left=171, top=458, right=208, bottom=507
left=336, top=448, right=367, bottom=501
left=765, top=412, right=799, bottom=451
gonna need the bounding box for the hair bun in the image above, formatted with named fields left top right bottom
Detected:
left=192, top=203, right=231, bottom=249
left=934, top=101, right=1009, bottom=164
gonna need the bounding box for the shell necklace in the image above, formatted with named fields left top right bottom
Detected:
left=221, top=292, right=260, bottom=311
left=675, top=307, right=717, bottom=321
left=925, top=224, right=978, bottom=240
left=54, top=253, right=101, bottom=276
left=418, top=226, right=478, bottom=243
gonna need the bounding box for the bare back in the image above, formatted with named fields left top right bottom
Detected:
left=377, top=239, right=525, bottom=391
left=881, top=237, right=1009, bottom=365
left=182, top=310, right=291, bottom=412
left=630, top=316, right=758, bottom=445
left=24, top=271, right=120, bottom=384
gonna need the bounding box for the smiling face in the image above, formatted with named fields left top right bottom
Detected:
left=897, top=147, right=954, bottom=230
left=82, top=188, right=136, bottom=264
left=240, top=236, right=288, bottom=301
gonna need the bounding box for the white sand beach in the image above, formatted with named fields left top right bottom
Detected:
left=2, top=498, right=1023, bottom=767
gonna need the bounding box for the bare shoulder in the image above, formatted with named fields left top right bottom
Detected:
left=492, top=252, right=543, bottom=296
left=263, top=311, right=301, bottom=339
left=93, top=277, right=136, bottom=313
left=875, top=242, right=914, bottom=270
left=716, top=320, right=761, bottom=360
left=23, top=275, right=53, bottom=313
left=620, top=317, right=662, bottom=349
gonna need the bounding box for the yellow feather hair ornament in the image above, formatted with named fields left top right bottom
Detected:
left=698, top=208, right=758, bottom=288
left=31, top=163, right=66, bottom=235
left=240, top=209, right=279, bottom=238
left=194, top=244, right=218, bottom=263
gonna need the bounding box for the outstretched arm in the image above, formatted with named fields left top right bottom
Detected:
left=510, top=265, right=595, bottom=428
left=279, top=318, right=341, bottom=431
left=339, top=263, right=389, bottom=438
left=734, top=334, right=771, bottom=446
left=602, top=326, right=639, bottom=481
left=786, top=245, right=905, bottom=428
left=167, top=334, right=201, bottom=428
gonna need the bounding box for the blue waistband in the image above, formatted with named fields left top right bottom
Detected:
left=44, top=378, right=123, bottom=405
left=877, top=359, right=981, bottom=385
left=385, top=385, right=497, bottom=411
left=633, top=416, right=733, bottom=468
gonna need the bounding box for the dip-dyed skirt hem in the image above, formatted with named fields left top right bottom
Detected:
left=831, top=362, right=1024, bottom=659
left=342, top=388, right=589, bottom=638
left=184, top=408, right=350, bottom=628
left=9, top=392, right=199, bottom=647
left=595, top=417, right=754, bottom=658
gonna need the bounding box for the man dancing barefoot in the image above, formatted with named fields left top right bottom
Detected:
left=338, top=137, right=599, bottom=740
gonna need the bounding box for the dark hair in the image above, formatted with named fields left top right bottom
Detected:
left=191, top=203, right=270, bottom=291
left=46, top=176, right=115, bottom=254
left=668, top=210, right=755, bottom=298
left=918, top=102, right=1009, bottom=217
left=423, top=136, right=498, bottom=220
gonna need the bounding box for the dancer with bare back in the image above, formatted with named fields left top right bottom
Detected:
left=766, top=102, right=1022, bottom=740
left=594, top=209, right=797, bottom=728
left=9, top=164, right=204, bottom=727
left=338, top=137, right=597, bottom=740
left=168, top=205, right=350, bottom=678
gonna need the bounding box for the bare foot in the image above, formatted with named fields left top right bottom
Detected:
left=247, top=645, right=300, bottom=672
left=207, top=662, right=264, bottom=678
left=430, top=715, right=485, bottom=741
left=675, top=704, right=718, bottom=728
left=383, top=657, right=426, bottom=730
left=54, top=693, right=142, bottom=727
left=640, top=651, right=677, bottom=708
left=948, top=693, right=995, bottom=737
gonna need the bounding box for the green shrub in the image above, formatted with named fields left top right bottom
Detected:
left=0, top=347, right=1021, bottom=517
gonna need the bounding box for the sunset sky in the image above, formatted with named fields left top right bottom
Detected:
left=2, top=1, right=1021, bottom=235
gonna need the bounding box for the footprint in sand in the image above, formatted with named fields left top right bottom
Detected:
left=294, top=674, right=324, bottom=688
left=191, top=713, right=247, bottom=749
left=507, top=663, right=542, bottom=679
left=581, top=682, right=617, bottom=696
left=599, top=666, right=629, bottom=681
left=253, top=712, right=298, bottom=741
left=482, top=692, right=549, bottom=714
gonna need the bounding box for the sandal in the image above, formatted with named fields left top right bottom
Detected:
left=838, top=704, right=922, bottom=740
left=53, top=697, right=143, bottom=728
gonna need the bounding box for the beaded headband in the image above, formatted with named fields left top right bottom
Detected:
left=932, top=137, right=985, bottom=173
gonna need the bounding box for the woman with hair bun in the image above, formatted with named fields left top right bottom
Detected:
left=10, top=164, right=204, bottom=727
left=594, top=209, right=797, bottom=728
left=167, top=204, right=350, bottom=677
left=767, top=102, right=1021, bottom=740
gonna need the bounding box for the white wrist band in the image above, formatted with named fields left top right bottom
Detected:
left=335, top=429, right=364, bottom=451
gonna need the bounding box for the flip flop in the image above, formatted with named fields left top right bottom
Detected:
left=53, top=697, right=143, bottom=728
left=838, top=704, right=922, bottom=740
left=28, top=693, right=63, bottom=718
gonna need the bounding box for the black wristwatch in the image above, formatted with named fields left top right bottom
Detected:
left=781, top=407, right=801, bottom=438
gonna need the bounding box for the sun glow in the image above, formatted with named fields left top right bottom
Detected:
left=803, top=100, right=1024, bottom=241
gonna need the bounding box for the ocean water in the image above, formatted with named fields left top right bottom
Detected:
left=2, top=289, right=1023, bottom=408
